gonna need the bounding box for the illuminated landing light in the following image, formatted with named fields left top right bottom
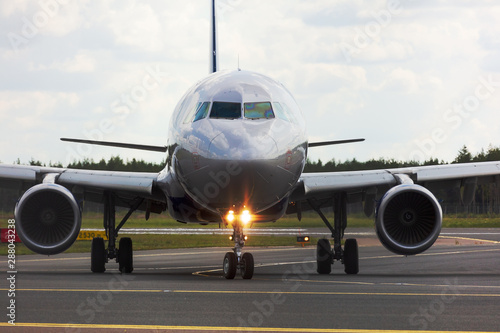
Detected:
left=228, top=235, right=247, bottom=241
left=226, top=210, right=235, bottom=224
left=297, top=236, right=310, bottom=243
left=240, top=210, right=252, bottom=225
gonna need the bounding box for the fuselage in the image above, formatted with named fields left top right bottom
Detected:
left=161, top=70, right=307, bottom=223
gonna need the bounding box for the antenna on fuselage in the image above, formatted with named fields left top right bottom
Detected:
left=209, top=0, right=219, bottom=73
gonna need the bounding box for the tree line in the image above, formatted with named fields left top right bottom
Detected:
left=11, top=156, right=165, bottom=173
left=11, top=144, right=500, bottom=173
left=2, top=145, right=500, bottom=215
left=304, top=145, right=500, bottom=173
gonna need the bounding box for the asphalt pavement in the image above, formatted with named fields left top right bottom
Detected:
left=1, top=228, right=499, bottom=332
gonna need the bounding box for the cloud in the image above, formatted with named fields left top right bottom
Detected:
left=1, top=0, right=500, bottom=166
left=28, top=51, right=96, bottom=73
left=377, top=67, right=419, bottom=94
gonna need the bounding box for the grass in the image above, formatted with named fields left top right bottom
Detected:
left=441, top=216, right=500, bottom=228
left=3, top=211, right=500, bottom=229
left=1, top=210, right=500, bottom=256
left=0, top=234, right=318, bottom=256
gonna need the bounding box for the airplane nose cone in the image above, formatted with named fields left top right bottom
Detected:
left=189, top=121, right=286, bottom=211
left=180, top=120, right=299, bottom=213
left=208, top=126, right=278, bottom=160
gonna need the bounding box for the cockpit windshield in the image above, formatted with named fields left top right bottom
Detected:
left=244, top=102, right=275, bottom=119
left=210, top=102, right=241, bottom=119
left=193, top=102, right=211, bottom=122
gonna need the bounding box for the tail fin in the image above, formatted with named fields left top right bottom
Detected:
left=209, top=0, right=218, bottom=73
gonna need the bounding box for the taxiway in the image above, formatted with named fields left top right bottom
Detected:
left=1, top=228, right=499, bottom=332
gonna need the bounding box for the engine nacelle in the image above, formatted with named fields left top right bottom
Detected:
left=375, top=184, right=442, bottom=255
left=15, top=183, right=82, bottom=255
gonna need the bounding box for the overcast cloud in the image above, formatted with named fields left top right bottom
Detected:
left=1, top=0, right=500, bottom=166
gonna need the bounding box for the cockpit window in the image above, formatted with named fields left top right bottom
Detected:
left=244, top=102, right=275, bottom=119
left=210, top=102, right=241, bottom=119
left=271, top=102, right=289, bottom=122
left=193, top=102, right=211, bottom=122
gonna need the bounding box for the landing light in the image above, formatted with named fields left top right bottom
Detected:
left=229, top=235, right=247, bottom=241
left=226, top=210, right=235, bottom=223
left=241, top=210, right=252, bottom=225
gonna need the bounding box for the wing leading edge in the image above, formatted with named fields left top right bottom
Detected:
left=0, top=164, right=159, bottom=194
left=295, top=161, right=500, bottom=199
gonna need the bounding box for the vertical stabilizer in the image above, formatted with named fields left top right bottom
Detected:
left=209, top=0, right=219, bottom=73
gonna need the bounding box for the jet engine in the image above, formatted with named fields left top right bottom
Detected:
left=15, top=183, right=82, bottom=255
left=375, top=184, right=442, bottom=255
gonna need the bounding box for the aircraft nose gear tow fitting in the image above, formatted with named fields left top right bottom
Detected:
left=223, top=209, right=254, bottom=279
left=308, top=192, right=359, bottom=275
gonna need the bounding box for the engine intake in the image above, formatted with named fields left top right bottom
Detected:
left=375, top=184, right=442, bottom=255
left=15, top=183, right=82, bottom=255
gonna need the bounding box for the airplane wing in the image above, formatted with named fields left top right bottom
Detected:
left=0, top=163, right=167, bottom=256
left=288, top=161, right=500, bottom=258
left=295, top=161, right=500, bottom=199
left=0, top=164, right=165, bottom=205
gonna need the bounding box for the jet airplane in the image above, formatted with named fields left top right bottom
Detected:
left=2, top=1, right=500, bottom=279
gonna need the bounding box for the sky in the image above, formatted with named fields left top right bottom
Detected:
left=1, top=0, right=500, bottom=167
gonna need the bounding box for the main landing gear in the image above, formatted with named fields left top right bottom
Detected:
left=91, top=191, right=142, bottom=274
left=308, top=192, right=359, bottom=275
left=223, top=218, right=254, bottom=279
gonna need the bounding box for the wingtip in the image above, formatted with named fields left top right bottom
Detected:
left=308, top=138, right=366, bottom=148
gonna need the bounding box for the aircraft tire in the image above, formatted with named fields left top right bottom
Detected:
left=223, top=252, right=237, bottom=279
left=118, top=237, right=133, bottom=273
left=344, top=238, right=359, bottom=274
left=91, top=237, right=106, bottom=273
left=316, top=239, right=332, bottom=274
left=241, top=252, right=254, bottom=279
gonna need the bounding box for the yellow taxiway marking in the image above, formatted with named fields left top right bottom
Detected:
left=362, top=247, right=500, bottom=260
left=439, top=236, right=500, bottom=244
left=0, top=323, right=498, bottom=333
left=1, top=287, right=499, bottom=298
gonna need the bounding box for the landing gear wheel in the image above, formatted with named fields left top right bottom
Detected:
left=343, top=238, right=359, bottom=274
left=316, top=239, right=332, bottom=274
left=118, top=237, right=133, bottom=273
left=223, top=252, right=237, bottom=279
left=241, top=253, right=254, bottom=279
left=91, top=237, right=106, bottom=273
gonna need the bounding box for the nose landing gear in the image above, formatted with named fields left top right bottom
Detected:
left=223, top=216, right=254, bottom=279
